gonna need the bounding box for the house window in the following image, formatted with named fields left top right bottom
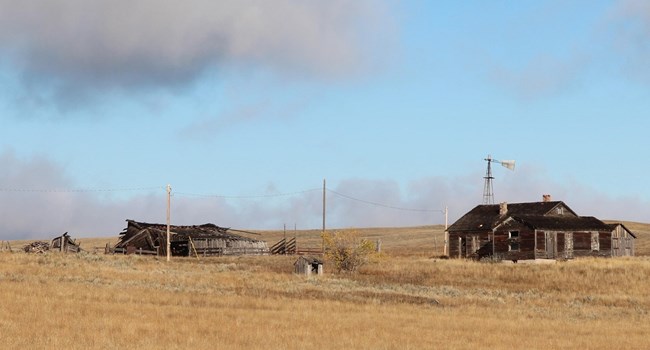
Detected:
left=509, top=231, right=520, bottom=251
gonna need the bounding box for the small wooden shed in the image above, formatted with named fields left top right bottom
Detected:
left=607, top=223, right=636, bottom=257
left=51, top=232, right=81, bottom=253
left=294, top=256, right=323, bottom=276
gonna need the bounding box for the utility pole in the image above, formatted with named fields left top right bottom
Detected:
left=443, top=206, right=449, bottom=256
left=322, top=179, right=326, bottom=233
left=166, top=184, right=171, bottom=262
left=322, top=178, right=326, bottom=252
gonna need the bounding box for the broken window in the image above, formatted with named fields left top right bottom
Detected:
left=509, top=231, right=520, bottom=251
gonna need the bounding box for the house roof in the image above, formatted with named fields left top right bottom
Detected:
left=447, top=201, right=609, bottom=232
left=507, top=215, right=610, bottom=231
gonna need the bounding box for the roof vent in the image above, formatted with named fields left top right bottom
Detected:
left=499, top=202, right=508, bottom=215
left=543, top=194, right=552, bottom=202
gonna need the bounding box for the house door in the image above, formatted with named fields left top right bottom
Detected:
left=545, top=232, right=557, bottom=259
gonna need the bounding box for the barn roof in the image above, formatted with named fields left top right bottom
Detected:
left=447, top=201, right=605, bottom=232
left=115, top=219, right=263, bottom=249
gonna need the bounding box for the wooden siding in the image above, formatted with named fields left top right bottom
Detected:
left=564, top=232, right=574, bottom=259
left=448, top=220, right=537, bottom=261
left=557, top=233, right=565, bottom=256
left=573, top=232, right=591, bottom=250
left=611, top=225, right=635, bottom=257
left=294, top=256, right=323, bottom=276
left=51, top=233, right=81, bottom=253
left=493, top=220, right=536, bottom=261
left=448, top=231, right=491, bottom=259
left=452, top=228, right=633, bottom=261
left=114, top=220, right=269, bottom=257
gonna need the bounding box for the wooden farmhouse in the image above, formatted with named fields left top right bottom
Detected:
left=446, top=197, right=636, bottom=261
left=111, top=220, right=269, bottom=257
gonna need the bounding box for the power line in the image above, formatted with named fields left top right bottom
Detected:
left=0, top=184, right=442, bottom=214
left=326, top=189, right=443, bottom=213
left=0, top=186, right=165, bottom=193
left=174, top=188, right=321, bottom=199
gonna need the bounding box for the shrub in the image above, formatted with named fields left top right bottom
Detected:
left=322, top=230, right=376, bottom=273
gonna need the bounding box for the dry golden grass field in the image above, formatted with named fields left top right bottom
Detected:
left=1, top=221, right=649, bottom=349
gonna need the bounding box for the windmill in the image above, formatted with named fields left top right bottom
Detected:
left=483, top=155, right=515, bottom=204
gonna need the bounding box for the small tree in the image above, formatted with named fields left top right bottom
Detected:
left=322, top=230, right=376, bottom=273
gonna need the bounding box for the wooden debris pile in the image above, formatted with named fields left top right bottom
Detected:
left=20, top=232, right=82, bottom=254
left=23, top=241, right=50, bottom=254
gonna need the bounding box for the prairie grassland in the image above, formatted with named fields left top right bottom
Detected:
left=1, top=250, right=649, bottom=350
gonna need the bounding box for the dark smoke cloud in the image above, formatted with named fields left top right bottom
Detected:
left=0, top=151, right=166, bottom=239
left=1, top=151, right=646, bottom=240
left=0, top=0, right=393, bottom=108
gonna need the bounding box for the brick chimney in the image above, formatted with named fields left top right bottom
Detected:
left=542, top=194, right=552, bottom=202
left=499, top=202, right=508, bottom=215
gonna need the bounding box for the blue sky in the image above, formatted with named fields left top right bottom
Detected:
left=0, top=0, right=649, bottom=239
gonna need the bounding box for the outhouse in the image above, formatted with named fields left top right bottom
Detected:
left=294, top=255, right=323, bottom=276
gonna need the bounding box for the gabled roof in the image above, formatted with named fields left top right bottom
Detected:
left=606, top=223, right=638, bottom=238
left=448, top=201, right=585, bottom=232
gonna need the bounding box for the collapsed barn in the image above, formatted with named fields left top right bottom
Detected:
left=111, top=220, right=269, bottom=257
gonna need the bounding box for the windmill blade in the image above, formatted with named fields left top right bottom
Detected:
left=499, top=160, right=515, bottom=171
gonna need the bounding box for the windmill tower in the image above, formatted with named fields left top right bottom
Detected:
left=483, top=155, right=515, bottom=204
